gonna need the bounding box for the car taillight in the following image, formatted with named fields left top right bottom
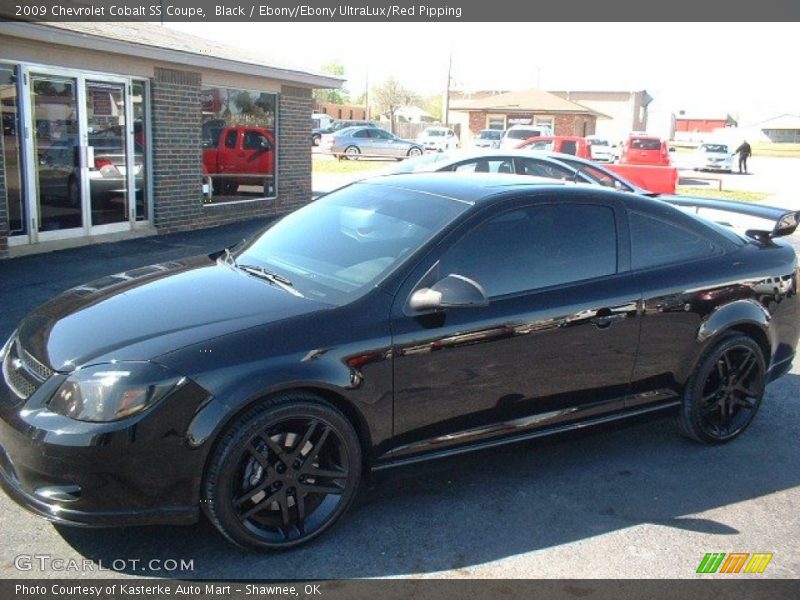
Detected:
left=94, top=158, right=114, bottom=169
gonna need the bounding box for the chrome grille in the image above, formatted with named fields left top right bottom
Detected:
left=2, top=338, right=49, bottom=401
left=19, top=343, right=53, bottom=381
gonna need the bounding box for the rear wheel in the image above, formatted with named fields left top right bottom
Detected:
left=203, top=393, right=361, bottom=550
left=677, top=334, right=766, bottom=444
left=344, top=146, right=360, bottom=160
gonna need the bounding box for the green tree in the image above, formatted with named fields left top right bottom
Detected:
left=313, top=61, right=350, bottom=105
left=372, top=78, right=419, bottom=133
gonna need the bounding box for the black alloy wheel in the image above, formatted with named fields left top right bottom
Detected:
left=203, top=394, right=361, bottom=550
left=678, top=334, right=766, bottom=444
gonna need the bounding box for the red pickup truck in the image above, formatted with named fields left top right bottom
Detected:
left=516, top=136, right=592, bottom=159
left=202, top=125, right=275, bottom=196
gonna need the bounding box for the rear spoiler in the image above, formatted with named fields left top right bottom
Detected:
left=662, top=196, right=800, bottom=241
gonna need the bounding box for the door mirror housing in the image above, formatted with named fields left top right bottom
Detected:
left=409, top=274, right=489, bottom=311
left=259, top=138, right=273, bottom=151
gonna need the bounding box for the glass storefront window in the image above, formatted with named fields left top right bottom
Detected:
left=201, top=86, right=277, bottom=203
left=1, top=65, right=24, bottom=235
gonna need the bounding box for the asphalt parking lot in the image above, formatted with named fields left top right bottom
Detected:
left=0, top=185, right=799, bottom=580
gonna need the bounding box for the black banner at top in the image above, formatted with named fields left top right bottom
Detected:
left=1, top=0, right=799, bottom=22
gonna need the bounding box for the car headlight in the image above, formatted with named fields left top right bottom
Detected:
left=48, top=362, right=186, bottom=422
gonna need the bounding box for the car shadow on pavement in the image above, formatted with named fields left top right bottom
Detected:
left=55, top=372, right=800, bottom=579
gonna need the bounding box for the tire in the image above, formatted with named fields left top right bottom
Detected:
left=312, top=135, right=321, bottom=147
left=407, top=147, right=423, bottom=157
left=344, top=146, right=360, bottom=160
left=676, top=334, right=766, bottom=444
left=203, top=392, right=362, bottom=550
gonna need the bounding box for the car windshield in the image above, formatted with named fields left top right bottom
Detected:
left=425, top=129, right=446, bottom=137
left=479, top=130, right=502, bottom=140
left=589, top=139, right=609, bottom=146
left=702, top=144, right=728, bottom=153
left=234, top=183, right=469, bottom=305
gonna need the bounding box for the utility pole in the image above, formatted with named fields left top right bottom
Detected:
left=443, top=46, right=452, bottom=126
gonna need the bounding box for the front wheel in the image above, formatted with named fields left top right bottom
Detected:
left=676, top=334, right=766, bottom=444
left=203, top=393, right=362, bottom=550
left=407, top=147, right=422, bottom=157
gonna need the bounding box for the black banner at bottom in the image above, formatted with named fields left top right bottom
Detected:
left=3, top=579, right=800, bottom=600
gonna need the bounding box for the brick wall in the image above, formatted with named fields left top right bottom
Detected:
left=553, top=114, right=596, bottom=136
left=468, top=111, right=488, bottom=135
left=0, top=131, right=8, bottom=259
left=150, top=67, right=204, bottom=233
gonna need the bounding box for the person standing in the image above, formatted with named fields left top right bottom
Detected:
left=734, top=140, right=752, bottom=174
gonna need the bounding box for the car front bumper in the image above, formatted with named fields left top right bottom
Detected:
left=0, top=352, right=212, bottom=527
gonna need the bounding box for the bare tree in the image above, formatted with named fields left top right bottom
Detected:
left=372, top=78, right=419, bottom=133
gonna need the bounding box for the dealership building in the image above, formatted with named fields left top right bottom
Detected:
left=0, top=21, right=340, bottom=258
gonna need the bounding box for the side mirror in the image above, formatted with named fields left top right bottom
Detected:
left=409, top=274, right=488, bottom=311
left=260, top=139, right=272, bottom=150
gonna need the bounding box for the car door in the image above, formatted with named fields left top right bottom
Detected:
left=241, top=129, right=274, bottom=176
left=389, top=194, right=642, bottom=459
left=217, top=129, right=241, bottom=174
left=370, top=128, right=401, bottom=156
left=350, top=128, right=374, bottom=155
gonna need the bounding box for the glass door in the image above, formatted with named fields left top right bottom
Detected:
left=21, top=68, right=136, bottom=243
left=84, top=80, right=130, bottom=229
left=28, top=73, right=82, bottom=235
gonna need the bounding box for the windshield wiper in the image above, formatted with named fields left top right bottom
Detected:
left=238, top=264, right=304, bottom=298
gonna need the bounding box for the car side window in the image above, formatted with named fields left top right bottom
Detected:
left=451, top=159, right=515, bottom=174
left=224, top=130, right=238, bottom=149
left=437, top=204, right=618, bottom=297
left=243, top=131, right=267, bottom=149
left=630, top=211, right=719, bottom=270
left=514, top=158, right=574, bottom=180
left=371, top=129, right=393, bottom=140
left=352, top=129, right=371, bottom=139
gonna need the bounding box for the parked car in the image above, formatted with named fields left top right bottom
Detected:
left=499, top=124, right=553, bottom=149
left=202, top=125, right=275, bottom=196
left=2, top=173, right=797, bottom=551
left=312, top=112, right=334, bottom=132
left=691, top=143, right=734, bottom=172
left=312, top=119, right=378, bottom=146
left=37, top=135, right=144, bottom=207
left=585, top=136, right=614, bottom=162
left=516, top=136, right=591, bottom=159
left=472, top=129, right=503, bottom=149
left=619, top=134, right=671, bottom=166
left=416, top=126, right=459, bottom=152
left=320, top=126, right=423, bottom=159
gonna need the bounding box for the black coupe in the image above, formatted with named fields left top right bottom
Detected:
left=1, top=174, right=798, bottom=549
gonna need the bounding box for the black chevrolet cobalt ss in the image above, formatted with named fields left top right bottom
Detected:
left=1, top=173, right=798, bottom=549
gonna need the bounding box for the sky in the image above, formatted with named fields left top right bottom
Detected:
left=166, top=22, right=799, bottom=130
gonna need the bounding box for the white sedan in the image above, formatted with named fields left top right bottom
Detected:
left=691, top=143, right=734, bottom=172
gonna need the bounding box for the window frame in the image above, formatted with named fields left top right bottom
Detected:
left=404, top=194, right=631, bottom=309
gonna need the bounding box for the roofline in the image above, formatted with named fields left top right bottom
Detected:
left=0, top=22, right=344, bottom=89
left=449, top=106, right=610, bottom=119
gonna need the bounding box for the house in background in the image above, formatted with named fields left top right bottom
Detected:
left=673, top=112, right=738, bottom=142
left=448, top=89, right=605, bottom=145
left=756, top=114, right=800, bottom=143
left=549, top=90, right=652, bottom=142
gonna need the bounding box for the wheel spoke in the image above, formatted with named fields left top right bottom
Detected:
left=701, top=401, right=720, bottom=416
left=302, top=426, right=331, bottom=466
left=295, top=491, right=306, bottom=533
left=735, top=395, right=758, bottom=410
left=261, top=433, right=286, bottom=459
left=293, top=420, right=319, bottom=457
left=733, top=352, right=757, bottom=384
left=302, top=465, right=349, bottom=479
left=235, top=479, right=272, bottom=507
left=278, top=491, right=291, bottom=528
left=299, top=481, right=344, bottom=496
left=240, top=489, right=281, bottom=521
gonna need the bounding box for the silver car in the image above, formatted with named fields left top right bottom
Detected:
left=320, top=126, right=423, bottom=160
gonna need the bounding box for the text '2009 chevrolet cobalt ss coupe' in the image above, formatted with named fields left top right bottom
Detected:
left=1, top=173, right=798, bottom=549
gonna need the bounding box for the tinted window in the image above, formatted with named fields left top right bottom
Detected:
left=224, top=130, right=238, bottom=148
left=515, top=158, right=575, bottom=179
left=507, top=128, right=542, bottom=140
left=630, top=211, right=719, bottom=270
left=371, top=129, right=394, bottom=140
left=561, top=140, right=578, bottom=155
left=630, top=138, right=661, bottom=150
left=352, top=129, right=371, bottom=139
left=438, top=204, right=617, bottom=297
left=451, top=158, right=515, bottom=174
left=243, top=131, right=268, bottom=149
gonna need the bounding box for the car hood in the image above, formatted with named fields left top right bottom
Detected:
left=17, top=256, right=328, bottom=372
